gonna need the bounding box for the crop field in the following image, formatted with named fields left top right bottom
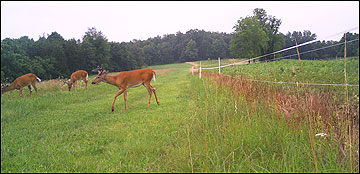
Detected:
left=1, top=58, right=359, bottom=172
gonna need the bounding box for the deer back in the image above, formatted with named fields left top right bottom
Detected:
left=115, top=69, right=154, bottom=88
left=70, top=70, right=88, bottom=82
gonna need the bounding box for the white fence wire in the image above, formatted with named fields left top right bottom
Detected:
left=192, top=28, right=359, bottom=87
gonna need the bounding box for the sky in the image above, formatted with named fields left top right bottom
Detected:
left=1, top=1, right=359, bottom=43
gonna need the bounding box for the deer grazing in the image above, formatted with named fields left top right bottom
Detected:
left=91, top=66, right=159, bottom=112
left=1, top=73, right=41, bottom=96
left=64, top=70, right=88, bottom=91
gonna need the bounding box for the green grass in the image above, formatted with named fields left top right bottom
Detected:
left=1, top=61, right=357, bottom=172
left=187, top=75, right=348, bottom=172
left=1, top=63, right=195, bottom=172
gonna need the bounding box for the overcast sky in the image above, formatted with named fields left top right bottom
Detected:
left=1, top=1, right=359, bottom=43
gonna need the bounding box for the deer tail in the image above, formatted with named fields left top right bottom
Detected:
left=153, top=71, right=156, bottom=82
left=36, top=77, right=41, bottom=82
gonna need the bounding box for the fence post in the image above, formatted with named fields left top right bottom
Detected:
left=199, top=61, right=202, bottom=79
left=344, top=33, right=347, bottom=85
left=274, top=53, right=276, bottom=61
left=218, top=57, right=221, bottom=75
left=295, top=38, right=303, bottom=71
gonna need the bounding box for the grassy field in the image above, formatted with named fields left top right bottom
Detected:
left=1, top=63, right=196, bottom=172
left=1, top=60, right=358, bottom=172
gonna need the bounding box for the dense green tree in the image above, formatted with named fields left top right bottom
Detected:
left=30, top=56, right=57, bottom=79
left=230, top=16, right=269, bottom=58
left=253, top=8, right=284, bottom=58
left=127, top=42, right=144, bottom=69
left=31, top=35, right=61, bottom=78
left=109, top=42, right=132, bottom=71
left=338, top=32, right=359, bottom=57
left=158, top=41, right=172, bottom=64
left=64, top=39, right=83, bottom=74
left=282, top=30, right=320, bottom=59
left=211, top=36, right=228, bottom=59
left=81, top=27, right=110, bottom=72
left=46, top=32, right=67, bottom=76
left=182, top=39, right=198, bottom=61
left=143, top=43, right=159, bottom=66
left=1, top=39, right=32, bottom=81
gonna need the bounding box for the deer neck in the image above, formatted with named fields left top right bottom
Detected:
left=104, top=75, right=118, bottom=86
left=1, top=84, right=15, bottom=94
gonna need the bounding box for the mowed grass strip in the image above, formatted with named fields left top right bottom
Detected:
left=1, top=63, right=195, bottom=172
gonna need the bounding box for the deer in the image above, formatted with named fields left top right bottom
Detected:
left=91, top=67, right=159, bottom=112
left=1, top=73, right=41, bottom=97
left=64, top=70, right=88, bottom=91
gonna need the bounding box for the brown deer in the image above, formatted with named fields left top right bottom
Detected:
left=1, top=73, right=41, bottom=96
left=64, top=70, right=88, bottom=91
left=91, top=67, right=159, bottom=112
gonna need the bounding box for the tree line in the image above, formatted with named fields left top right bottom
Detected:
left=1, top=8, right=358, bottom=83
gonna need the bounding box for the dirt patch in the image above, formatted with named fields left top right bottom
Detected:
left=185, top=62, right=199, bottom=66
left=185, top=62, right=199, bottom=73
left=153, top=68, right=174, bottom=76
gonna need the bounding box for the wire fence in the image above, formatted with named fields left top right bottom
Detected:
left=191, top=28, right=359, bottom=87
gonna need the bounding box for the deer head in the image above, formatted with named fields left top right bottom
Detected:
left=91, top=70, right=109, bottom=84
left=63, top=79, right=73, bottom=91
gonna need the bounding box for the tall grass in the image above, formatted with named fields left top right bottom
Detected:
left=195, top=57, right=359, bottom=172
left=186, top=72, right=357, bottom=172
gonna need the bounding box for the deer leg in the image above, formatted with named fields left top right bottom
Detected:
left=84, top=79, right=88, bottom=89
left=28, top=85, right=32, bottom=96
left=124, top=90, right=128, bottom=110
left=34, top=85, right=38, bottom=96
left=19, top=88, right=23, bottom=97
left=144, top=83, right=153, bottom=107
left=31, top=82, right=38, bottom=96
left=112, top=88, right=126, bottom=112
left=149, top=84, right=160, bottom=105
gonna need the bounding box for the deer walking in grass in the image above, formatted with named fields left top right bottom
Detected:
left=1, top=73, right=41, bottom=97
left=91, top=67, right=159, bottom=112
left=64, top=70, right=88, bottom=91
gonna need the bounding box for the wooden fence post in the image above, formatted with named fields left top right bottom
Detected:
left=344, top=33, right=347, bottom=85
left=295, top=38, right=303, bottom=71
